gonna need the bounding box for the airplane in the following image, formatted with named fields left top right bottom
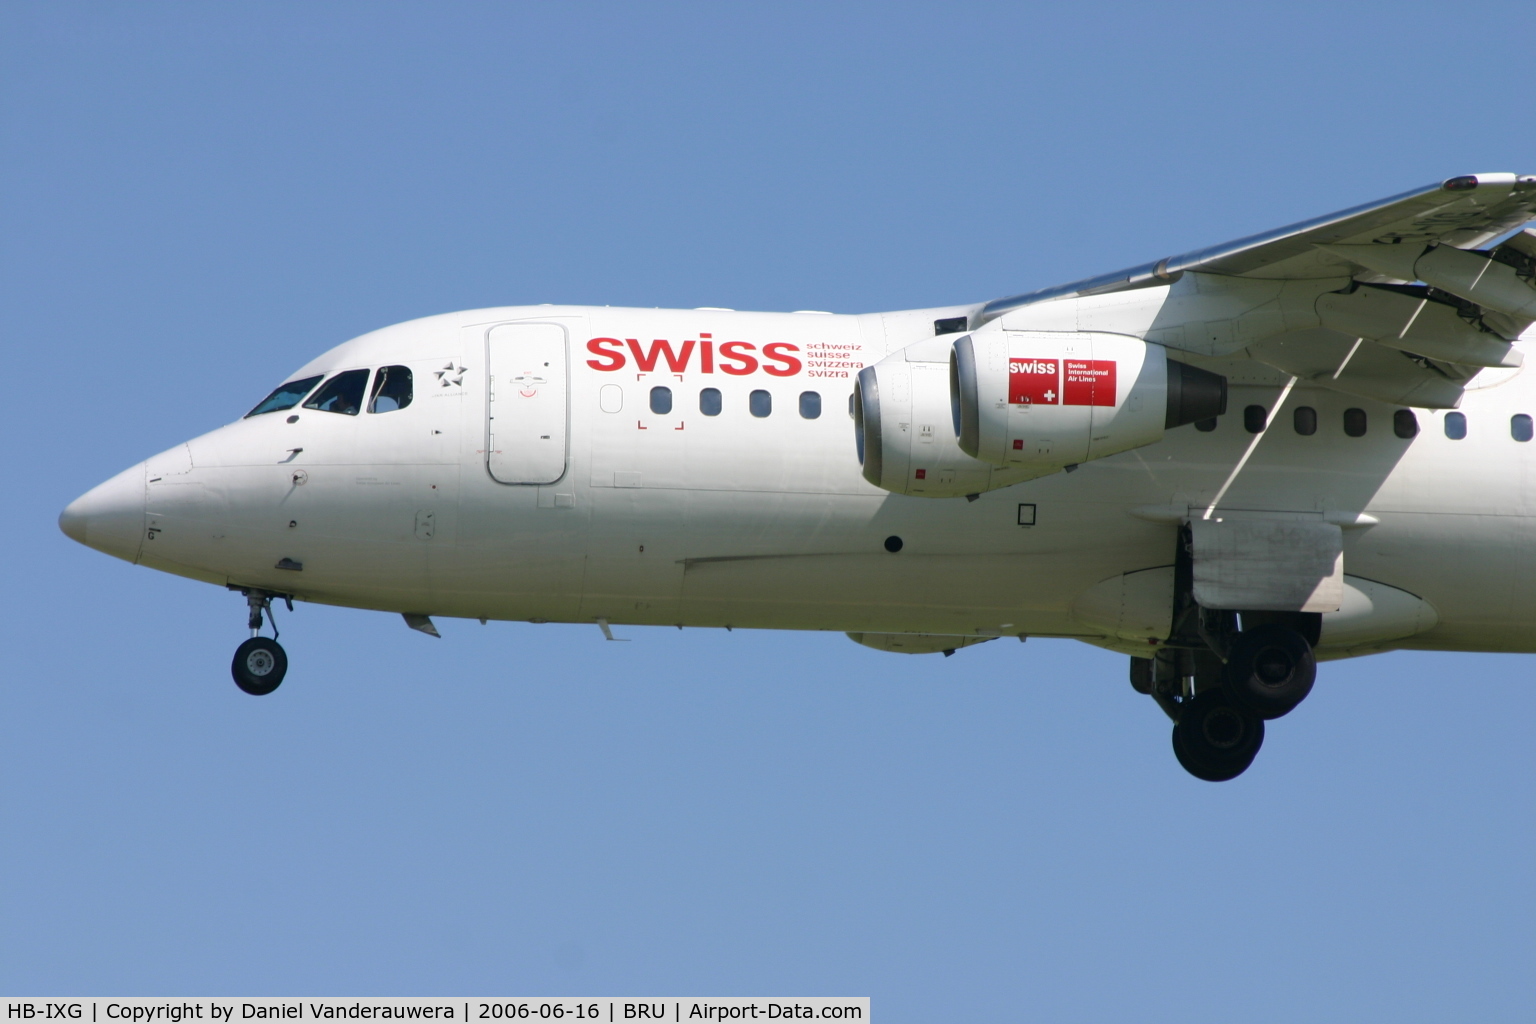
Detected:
left=59, top=172, right=1536, bottom=781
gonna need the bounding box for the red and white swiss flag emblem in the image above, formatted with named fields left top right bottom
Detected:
left=1009, top=359, right=1059, bottom=405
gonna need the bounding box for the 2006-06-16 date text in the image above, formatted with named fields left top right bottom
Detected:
left=478, top=1006, right=600, bottom=1020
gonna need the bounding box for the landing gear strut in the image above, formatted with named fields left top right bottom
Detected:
left=230, top=589, right=290, bottom=695
left=1129, top=528, right=1320, bottom=781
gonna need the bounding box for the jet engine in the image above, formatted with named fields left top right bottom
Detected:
left=854, top=354, right=1018, bottom=497
left=854, top=327, right=1226, bottom=497
left=951, top=329, right=1226, bottom=468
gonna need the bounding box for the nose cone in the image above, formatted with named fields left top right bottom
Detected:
left=59, top=462, right=147, bottom=563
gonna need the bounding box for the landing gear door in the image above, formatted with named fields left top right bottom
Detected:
left=1189, top=519, right=1344, bottom=612
left=486, top=322, right=568, bottom=484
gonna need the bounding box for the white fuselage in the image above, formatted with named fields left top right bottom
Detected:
left=69, top=303, right=1536, bottom=658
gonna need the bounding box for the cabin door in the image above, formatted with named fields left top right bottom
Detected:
left=486, top=322, right=568, bottom=484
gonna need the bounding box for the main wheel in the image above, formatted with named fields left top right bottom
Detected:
left=1223, top=624, right=1315, bottom=719
left=1173, top=689, right=1263, bottom=781
left=1173, top=730, right=1235, bottom=782
left=232, top=637, right=287, bottom=695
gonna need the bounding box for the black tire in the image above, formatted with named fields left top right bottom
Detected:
left=1174, top=689, right=1263, bottom=781
left=1172, top=729, right=1249, bottom=782
left=1223, top=624, right=1315, bottom=719
left=232, top=637, right=287, bottom=695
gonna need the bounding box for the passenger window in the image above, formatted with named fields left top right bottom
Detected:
left=750, top=390, right=772, bottom=418
left=302, top=369, right=370, bottom=416
left=1393, top=409, right=1418, bottom=439
left=1343, top=408, right=1367, bottom=437
left=246, top=375, right=323, bottom=418
left=1293, top=406, right=1317, bottom=436
left=1194, top=418, right=1218, bottom=432
left=700, top=388, right=722, bottom=416
left=650, top=386, right=673, bottom=415
left=1444, top=412, right=1467, bottom=440
left=1243, top=405, right=1267, bottom=433
left=368, top=365, right=413, bottom=413
left=1513, top=414, right=1534, bottom=442
left=799, top=391, right=821, bottom=419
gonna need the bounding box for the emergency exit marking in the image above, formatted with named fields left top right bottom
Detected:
left=1018, top=503, right=1037, bottom=526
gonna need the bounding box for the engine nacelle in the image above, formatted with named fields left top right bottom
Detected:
left=854, top=328, right=1225, bottom=497
left=950, top=328, right=1226, bottom=468
left=855, top=356, right=1028, bottom=497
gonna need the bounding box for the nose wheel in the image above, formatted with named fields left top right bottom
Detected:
left=230, top=588, right=290, bottom=695
left=233, top=636, right=287, bottom=695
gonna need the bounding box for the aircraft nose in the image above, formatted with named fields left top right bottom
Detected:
left=59, top=462, right=147, bottom=563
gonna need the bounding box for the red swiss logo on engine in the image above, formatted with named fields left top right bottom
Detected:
left=1008, top=358, right=1116, bottom=406
left=1008, top=359, right=1059, bottom=404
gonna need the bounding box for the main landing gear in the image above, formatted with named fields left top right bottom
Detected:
left=1136, top=617, right=1314, bottom=786
left=230, top=588, right=290, bottom=695
left=1130, top=531, right=1320, bottom=781
left=1133, top=622, right=1315, bottom=782
left=1171, top=688, right=1265, bottom=782
left=1223, top=623, right=1315, bottom=719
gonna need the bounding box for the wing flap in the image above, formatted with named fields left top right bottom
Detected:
left=1316, top=286, right=1522, bottom=368
left=1248, top=329, right=1474, bottom=409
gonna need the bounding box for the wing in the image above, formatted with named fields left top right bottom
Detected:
left=976, top=173, right=1536, bottom=407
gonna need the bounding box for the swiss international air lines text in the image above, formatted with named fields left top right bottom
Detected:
left=1008, top=359, right=1116, bottom=406
left=585, top=338, right=864, bottom=379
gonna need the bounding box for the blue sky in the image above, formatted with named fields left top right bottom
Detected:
left=3, top=1, right=1534, bottom=1019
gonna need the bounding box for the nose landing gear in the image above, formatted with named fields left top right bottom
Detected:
left=229, top=589, right=290, bottom=695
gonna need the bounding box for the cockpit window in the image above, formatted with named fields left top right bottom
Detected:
left=245, top=375, right=324, bottom=418
left=302, top=369, right=370, bottom=415
left=368, top=365, right=414, bottom=413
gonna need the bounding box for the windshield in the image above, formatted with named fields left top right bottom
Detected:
left=246, top=375, right=324, bottom=417
left=368, top=365, right=413, bottom=413
left=302, top=369, right=370, bottom=415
